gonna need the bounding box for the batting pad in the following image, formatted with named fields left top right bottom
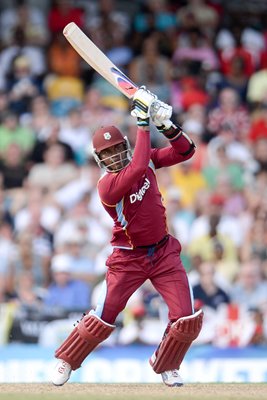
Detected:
left=150, top=309, right=204, bottom=374
left=55, top=313, right=115, bottom=370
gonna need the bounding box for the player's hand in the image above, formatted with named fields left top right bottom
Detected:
left=131, top=86, right=158, bottom=120
left=151, top=100, right=172, bottom=129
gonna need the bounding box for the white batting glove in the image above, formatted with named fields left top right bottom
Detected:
left=150, top=100, right=173, bottom=129
left=131, top=86, right=158, bottom=119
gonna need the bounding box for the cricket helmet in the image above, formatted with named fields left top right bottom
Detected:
left=92, top=125, right=132, bottom=172
left=92, top=126, right=125, bottom=152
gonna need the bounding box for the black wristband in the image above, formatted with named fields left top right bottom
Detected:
left=161, top=125, right=183, bottom=141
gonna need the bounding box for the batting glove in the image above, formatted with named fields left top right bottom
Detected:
left=131, top=86, right=158, bottom=120
left=151, top=100, right=173, bottom=131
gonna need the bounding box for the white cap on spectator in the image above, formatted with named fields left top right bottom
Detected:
left=51, top=254, right=72, bottom=274
left=166, top=187, right=181, bottom=201
left=182, top=119, right=203, bottom=136
left=242, top=28, right=265, bottom=51
left=54, top=224, right=86, bottom=249
left=215, top=29, right=235, bottom=50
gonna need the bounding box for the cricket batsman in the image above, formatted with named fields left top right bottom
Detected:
left=51, top=86, right=203, bottom=387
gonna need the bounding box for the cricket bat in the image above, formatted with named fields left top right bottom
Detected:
left=63, top=22, right=138, bottom=99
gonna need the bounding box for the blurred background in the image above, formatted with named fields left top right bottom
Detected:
left=0, top=0, right=267, bottom=384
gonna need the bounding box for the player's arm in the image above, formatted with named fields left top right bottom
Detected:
left=98, top=129, right=151, bottom=204
left=150, top=100, right=196, bottom=168
left=98, top=87, right=156, bottom=204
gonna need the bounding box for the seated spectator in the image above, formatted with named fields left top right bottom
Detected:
left=54, top=191, right=110, bottom=259
left=132, top=0, right=177, bottom=52
left=13, top=189, right=56, bottom=284
left=188, top=211, right=238, bottom=266
left=189, top=192, right=243, bottom=249
left=13, top=185, right=61, bottom=235
left=52, top=158, right=113, bottom=243
left=133, top=0, right=177, bottom=35
left=203, top=136, right=248, bottom=191
left=212, top=236, right=240, bottom=285
left=0, top=26, right=47, bottom=91
left=27, top=143, right=78, bottom=192
left=164, top=186, right=194, bottom=248
left=169, top=157, right=207, bottom=208
left=44, top=253, right=91, bottom=311
left=216, top=27, right=254, bottom=78
left=86, top=0, right=130, bottom=52
left=14, top=225, right=53, bottom=289
left=129, top=34, right=172, bottom=102
left=230, top=259, right=267, bottom=314
left=180, top=102, right=207, bottom=128
left=6, top=55, right=42, bottom=115
left=52, top=159, right=99, bottom=212
left=0, top=0, right=49, bottom=47
left=105, top=32, right=133, bottom=75
left=215, top=54, right=249, bottom=104
left=207, top=87, right=250, bottom=141
left=21, top=95, right=53, bottom=135
left=47, top=31, right=82, bottom=78
left=173, top=27, right=219, bottom=72
left=44, top=73, right=85, bottom=117
left=15, top=270, right=45, bottom=307
left=47, top=0, right=85, bottom=35
left=182, top=116, right=208, bottom=171
left=192, top=262, right=230, bottom=310
left=177, top=0, right=220, bottom=38
left=59, top=107, right=90, bottom=165
left=0, top=110, right=35, bottom=158
left=0, top=143, right=28, bottom=190
left=171, top=75, right=209, bottom=114
left=240, top=206, right=267, bottom=264
left=241, top=27, right=266, bottom=71
left=247, top=67, right=267, bottom=105
left=81, top=87, right=125, bottom=132
left=28, top=117, right=74, bottom=166
left=55, top=227, right=98, bottom=285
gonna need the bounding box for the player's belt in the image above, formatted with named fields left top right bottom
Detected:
left=135, top=235, right=169, bottom=250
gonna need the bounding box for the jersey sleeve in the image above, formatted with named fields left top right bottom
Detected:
left=98, top=128, right=151, bottom=205
left=150, top=126, right=196, bottom=169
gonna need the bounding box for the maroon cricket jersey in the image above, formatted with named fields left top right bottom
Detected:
left=97, top=128, right=195, bottom=248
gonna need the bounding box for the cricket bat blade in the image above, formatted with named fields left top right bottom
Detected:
left=63, top=22, right=138, bottom=99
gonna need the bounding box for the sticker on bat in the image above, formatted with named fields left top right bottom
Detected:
left=111, top=67, right=138, bottom=96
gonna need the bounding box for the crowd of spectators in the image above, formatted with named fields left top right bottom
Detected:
left=1, top=0, right=267, bottom=348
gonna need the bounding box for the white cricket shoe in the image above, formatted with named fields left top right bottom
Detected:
left=161, top=369, right=183, bottom=387
left=51, top=359, right=72, bottom=386
left=149, top=351, right=183, bottom=387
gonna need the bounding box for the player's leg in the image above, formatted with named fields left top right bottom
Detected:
left=149, top=310, right=203, bottom=383
left=149, top=236, right=203, bottom=386
left=150, top=292, right=203, bottom=387
left=52, top=311, right=116, bottom=385
left=52, top=254, right=147, bottom=386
